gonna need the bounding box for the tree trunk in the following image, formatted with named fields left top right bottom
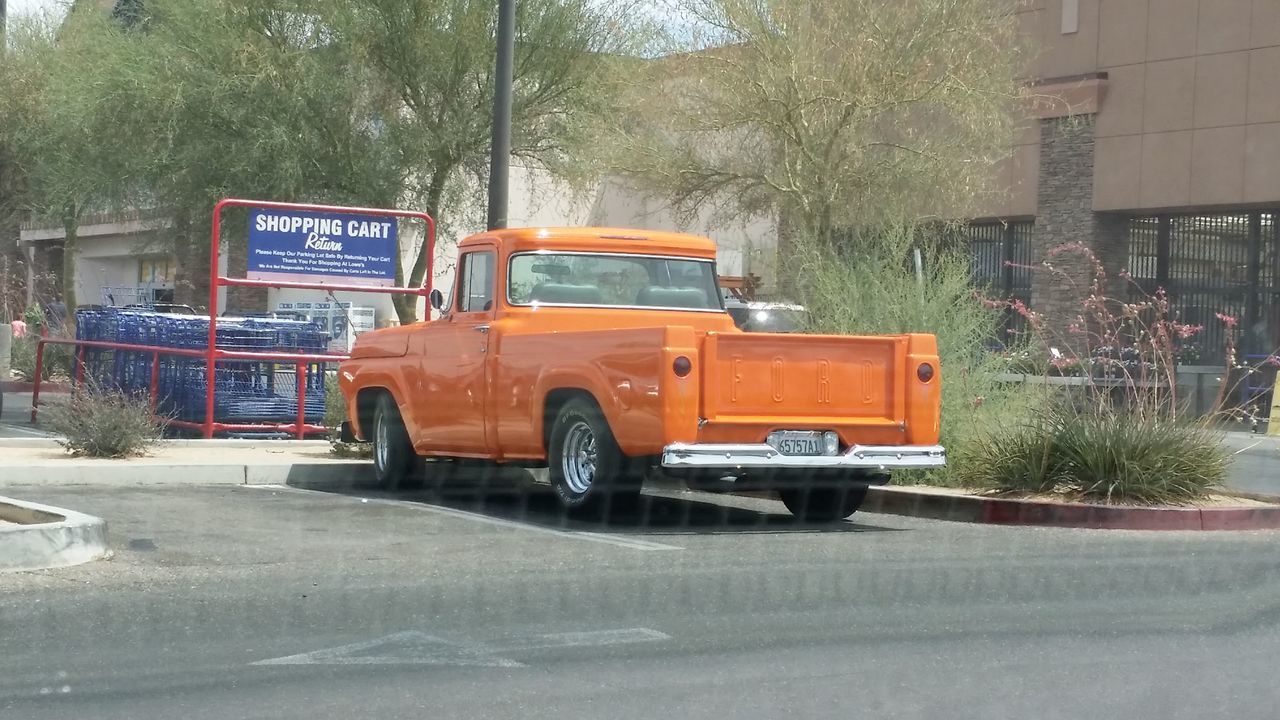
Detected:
left=170, top=210, right=211, bottom=311
left=61, top=204, right=78, bottom=336
left=392, top=171, right=449, bottom=325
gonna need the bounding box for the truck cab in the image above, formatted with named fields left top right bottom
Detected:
left=339, top=227, right=944, bottom=521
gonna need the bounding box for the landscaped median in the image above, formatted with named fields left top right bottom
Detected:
left=864, top=485, right=1280, bottom=531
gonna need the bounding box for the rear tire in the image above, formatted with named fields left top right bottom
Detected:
left=547, top=398, right=643, bottom=518
left=372, top=393, right=419, bottom=490
left=779, top=483, right=868, bottom=522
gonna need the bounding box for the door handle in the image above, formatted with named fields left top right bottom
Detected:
left=474, top=325, right=490, bottom=334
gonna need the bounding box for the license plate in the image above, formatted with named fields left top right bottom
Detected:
left=768, top=431, right=827, bottom=456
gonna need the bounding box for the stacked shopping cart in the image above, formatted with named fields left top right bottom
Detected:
left=75, top=308, right=331, bottom=425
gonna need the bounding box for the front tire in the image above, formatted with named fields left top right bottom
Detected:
left=547, top=398, right=642, bottom=517
left=372, top=393, right=418, bottom=490
left=779, top=483, right=868, bottom=523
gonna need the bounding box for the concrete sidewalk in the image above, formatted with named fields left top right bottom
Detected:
left=0, top=439, right=372, bottom=486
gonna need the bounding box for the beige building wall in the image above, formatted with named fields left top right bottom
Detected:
left=980, top=0, right=1280, bottom=218
left=1090, top=0, right=1280, bottom=211
left=20, top=217, right=172, bottom=310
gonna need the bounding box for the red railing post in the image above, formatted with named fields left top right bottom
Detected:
left=149, top=351, right=160, bottom=416
left=199, top=199, right=435, bottom=439
left=30, top=339, right=45, bottom=423
left=74, top=345, right=85, bottom=386
left=205, top=201, right=225, bottom=439
left=295, top=362, right=306, bottom=440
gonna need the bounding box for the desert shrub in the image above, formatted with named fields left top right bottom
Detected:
left=45, top=378, right=165, bottom=458
left=958, top=243, right=1234, bottom=502
left=996, top=242, right=1211, bottom=418
left=792, top=221, right=1037, bottom=486
left=962, top=404, right=1227, bottom=504
left=323, top=371, right=345, bottom=430
left=9, top=335, right=74, bottom=382
left=323, top=370, right=371, bottom=458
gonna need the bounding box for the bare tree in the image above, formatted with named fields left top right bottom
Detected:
left=609, top=0, right=1025, bottom=246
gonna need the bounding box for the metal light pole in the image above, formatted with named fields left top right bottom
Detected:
left=486, top=0, right=516, bottom=230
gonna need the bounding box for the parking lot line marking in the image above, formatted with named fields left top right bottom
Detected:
left=252, top=631, right=524, bottom=667
left=491, top=627, right=670, bottom=652
left=248, top=485, right=684, bottom=552
left=0, top=424, right=54, bottom=438
left=251, top=627, right=670, bottom=667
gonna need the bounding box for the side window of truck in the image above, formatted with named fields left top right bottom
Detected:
left=458, top=251, right=495, bottom=313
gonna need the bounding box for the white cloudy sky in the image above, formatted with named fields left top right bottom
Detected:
left=6, top=0, right=702, bottom=50
left=7, top=0, right=70, bottom=20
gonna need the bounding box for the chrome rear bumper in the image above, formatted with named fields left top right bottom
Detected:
left=661, top=443, right=946, bottom=470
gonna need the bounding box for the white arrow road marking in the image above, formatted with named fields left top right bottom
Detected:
left=252, top=631, right=523, bottom=668
left=251, top=627, right=671, bottom=667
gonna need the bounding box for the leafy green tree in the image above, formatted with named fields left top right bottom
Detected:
left=330, top=0, right=642, bottom=322
left=97, top=0, right=401, bottom=307
left=13, top=0, right=641, bottom=323
left=0, top=11, right=143, bottom=330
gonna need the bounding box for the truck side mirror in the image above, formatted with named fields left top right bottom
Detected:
left=429, top=289, right=444, bottom=311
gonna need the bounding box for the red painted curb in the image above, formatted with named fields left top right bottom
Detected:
left=0, top=381, right=70, bottom=394
left=864, top=487, right=1280, bottom=531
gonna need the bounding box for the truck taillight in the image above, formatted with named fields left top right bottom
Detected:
left=917, top=362, right=935, bottom=383
left=673, top=356, right=693, bottom=377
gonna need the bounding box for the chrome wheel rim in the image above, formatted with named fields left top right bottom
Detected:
left=561, top=420, right=598, bottom=496
left=375, top=409, right=390, bottom=472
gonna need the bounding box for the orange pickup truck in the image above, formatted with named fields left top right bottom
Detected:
left=338, top=227, right=944, bottom=521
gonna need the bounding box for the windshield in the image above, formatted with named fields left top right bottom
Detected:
left=507, top=253, right=722, bottom=310
left=744, top=307, right=805, bottom=333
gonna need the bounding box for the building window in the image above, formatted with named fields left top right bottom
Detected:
left=139, top=257, right=174, bottom=285
left=967, top=220, right=1034, bottom=345
left=1126, top=212, right=1280, bottom=365
left=1061, top=0, right=1079, bottom=34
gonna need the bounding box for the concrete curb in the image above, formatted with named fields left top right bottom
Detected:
left=864, top=486, right=1280, bottom=531
left=0, top=496, right=109, bottom=572
left=0, top=438, right=371, bottom=486
left=0, top=460, right=373, bottom=486
left=0, top=438, right=333, bottom=449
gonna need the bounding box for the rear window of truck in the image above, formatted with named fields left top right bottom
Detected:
left=507, top=252, right=723, bottom=311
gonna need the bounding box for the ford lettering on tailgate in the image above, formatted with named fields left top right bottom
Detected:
left=702, top=333, right=903, bottom=423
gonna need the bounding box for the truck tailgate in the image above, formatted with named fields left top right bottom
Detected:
left=700, top=332, right=906, bottom=428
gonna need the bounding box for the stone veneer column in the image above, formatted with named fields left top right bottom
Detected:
left=1032, top=115, right=1128, bottom=347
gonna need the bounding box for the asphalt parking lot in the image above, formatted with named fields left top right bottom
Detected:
left=3, top=478, right=1280, bottom=720
left=0, top=393, right=54, bottom=439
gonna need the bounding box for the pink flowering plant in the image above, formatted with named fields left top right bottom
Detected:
left=960, top=242, right=1231, bottom=504
left=992, top=242, right=1221, bottom=420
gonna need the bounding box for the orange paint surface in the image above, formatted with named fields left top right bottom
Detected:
left=339, top=227, right=941, bottom=461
